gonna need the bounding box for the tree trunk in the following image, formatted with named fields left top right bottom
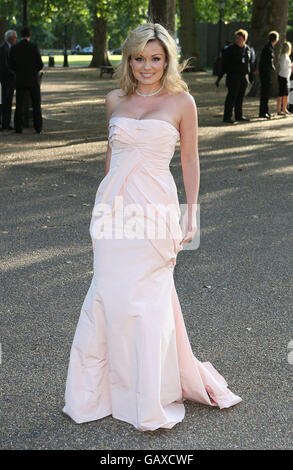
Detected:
left=71, top=21, right=76, bottom=49
left=178, top=0, right=202, bottom=71
left=90, top=12, right=111, bottom=67
left=166, top=0, right=175, bottom=37
left=249, top=0, right=289, bottom=96
left=23, top=0, right=28, bottom=26
left=0, top=17, right=7, bottom=43
left=148, top=0, right=175, bottom=37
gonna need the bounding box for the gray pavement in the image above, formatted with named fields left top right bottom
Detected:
left=0, top=69, right=292, bottom=449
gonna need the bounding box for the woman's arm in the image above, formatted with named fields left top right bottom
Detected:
left=104, top=142, right=112, bottom=177
left=178, top=92, right=200, bottom=245
left=104, top=89, right=120, bottom=176
left=104, top=92, right=114, bottom=176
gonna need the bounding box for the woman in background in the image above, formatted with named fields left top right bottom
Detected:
left=277, top=41, right=293, bottom=115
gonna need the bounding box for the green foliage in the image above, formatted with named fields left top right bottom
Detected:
left=289, top=0, right=293, bottom=21
left=3, top=0, right=293, bottom=49
left=195, top=0, right=253, bottom=23
left=194, top=0, right=293, bottom=23
left=4, top=0, right=150, bottom=49
left=107, top=0, right=149, bottom=49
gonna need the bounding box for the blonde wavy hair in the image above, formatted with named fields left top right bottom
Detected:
left=115, top=22, right=190, bottom=95
left=281, top=41, right=292, bottom=55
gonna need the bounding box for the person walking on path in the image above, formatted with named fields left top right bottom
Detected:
left=9, top=26, right=43, bottom=134
left=0, top=30, right=17, bottom=130
left=221, top=29, right=253, bottom=124
left=277, top=41, right=293, bottom=115
left=258, top=31, right=279, bottom=119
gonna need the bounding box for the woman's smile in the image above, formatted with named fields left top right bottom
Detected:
left=140, top=72, right=155, bottom=79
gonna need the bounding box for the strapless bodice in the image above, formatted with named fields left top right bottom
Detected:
left=92, top=115, right=182, bottom=246
left=108, top=116, right=179, bottom=173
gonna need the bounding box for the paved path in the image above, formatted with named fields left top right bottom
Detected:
left=0, top=69, right=292, bottom=449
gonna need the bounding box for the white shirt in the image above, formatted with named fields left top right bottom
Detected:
left=279, top=54, right=292, bottom=79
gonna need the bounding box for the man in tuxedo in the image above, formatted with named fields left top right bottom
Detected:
left=9, top=26, right=44, bottom=133
left=221, top=29, right=253, bottom=124
left=258, top=31, right=279, bottom=119
left=0, top=30, right=17, bottom=130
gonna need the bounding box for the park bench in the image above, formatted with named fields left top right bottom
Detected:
left=100, top=65, right=115, bottom=78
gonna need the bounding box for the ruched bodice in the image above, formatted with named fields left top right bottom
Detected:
left=62, top=116, right=242, bottom=432
left=96, top=117, right=180, bottom=201
left=109, top=117, right=179, bottom=170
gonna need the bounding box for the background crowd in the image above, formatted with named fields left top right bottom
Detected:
left=1, top=25, right=293, bottom=132
left=217, top=28, right=293, bottom=123
left=0, top=26, right=43, bottom=134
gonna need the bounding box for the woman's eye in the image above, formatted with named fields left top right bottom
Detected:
left=134, top=57, right=161, bottom=61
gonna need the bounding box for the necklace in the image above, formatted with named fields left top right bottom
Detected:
left=135, top=85, right=163, bottom=97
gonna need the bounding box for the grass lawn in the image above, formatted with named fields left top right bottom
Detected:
left=41, top=54, right=122, bottom=68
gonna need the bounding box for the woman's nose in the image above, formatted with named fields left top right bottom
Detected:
left=143, top=60, right=153, bottom=69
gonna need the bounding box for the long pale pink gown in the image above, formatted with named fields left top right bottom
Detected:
left=62, top=116, right=242, bottom=431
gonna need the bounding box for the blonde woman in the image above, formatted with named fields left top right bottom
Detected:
left=277, top=41, right=293, bottom=115
left=62, top=22, right=242, bottom=432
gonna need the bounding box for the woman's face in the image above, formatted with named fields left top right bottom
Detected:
left=129, top=39, right=167, bottom=86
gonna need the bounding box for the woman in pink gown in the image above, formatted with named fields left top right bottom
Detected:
left=62, top=23, right=242, bottom=432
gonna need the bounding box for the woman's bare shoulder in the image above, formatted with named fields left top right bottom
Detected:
left=106, top=88, right=127, bottom=103
left=171, top=92, right=197, bottom=124
left=106, top=89, right=127, bottom=118
left=173, top=91, right=196, bottom=107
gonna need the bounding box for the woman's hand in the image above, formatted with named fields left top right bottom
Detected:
left=179, top=207, right=198, bottom=245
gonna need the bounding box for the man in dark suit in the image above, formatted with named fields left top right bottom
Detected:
left=258, top=31, right=279, bottom=119
left=221, top=29, right=254, bottom=124
left=9, top=26, right=44, bottom=133
left=0, top=30, right=17, bottom=130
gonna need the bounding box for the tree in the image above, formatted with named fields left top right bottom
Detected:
left=0, top=17, right=7, bottom=43
left=249, top=0, right=289, bottom=96
left=195, top=0, right=253, bottom=22
left=90, top=1, right=111, bottom=67
left=148, top=0, right=176, bottom=36
left=23, top=0, right=28, bottom=26
left=0, top=0, right=14, bottom=42
left=89, top=0, right=149, bottom=68
left=178, top=0, right=202, bottom=71
left=107, top=1, right=148, bottom=50
left=44, top=0, right=89, bottom=67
